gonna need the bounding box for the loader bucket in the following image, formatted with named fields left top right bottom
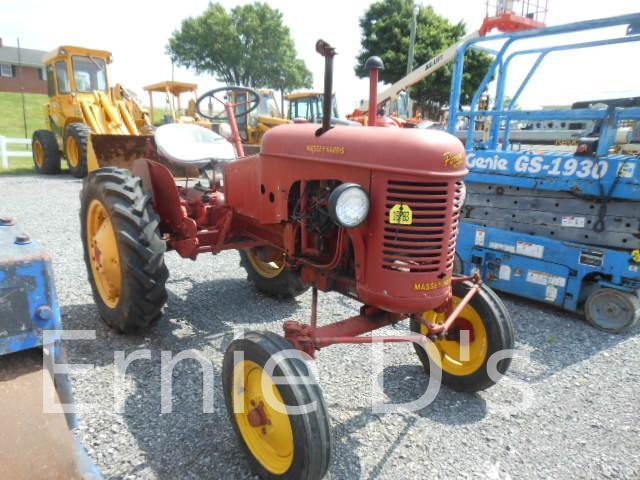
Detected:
left=88, top=133, right=198, bottom=177
left=88, top=134, right=155, bottom=171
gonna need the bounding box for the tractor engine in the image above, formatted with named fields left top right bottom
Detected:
left=224, top=123, right=467, bottom=315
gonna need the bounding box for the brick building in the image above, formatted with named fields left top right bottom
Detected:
left=0, top=38, right=47, bottom=94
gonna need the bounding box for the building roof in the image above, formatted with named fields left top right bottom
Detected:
left=0, top=45, right=46, bottom=68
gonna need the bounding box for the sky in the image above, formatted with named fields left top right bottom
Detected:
left=1, top=0, right=639, bottom=114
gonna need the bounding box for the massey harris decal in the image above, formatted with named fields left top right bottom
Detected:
left=414, top=277, right=452, bottom=291
left=305, top=144, right=345, bottom=155
left=444, top=151, right=465, bottom=168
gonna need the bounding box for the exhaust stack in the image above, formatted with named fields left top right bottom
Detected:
left=315, top=39, right=336, bottom=136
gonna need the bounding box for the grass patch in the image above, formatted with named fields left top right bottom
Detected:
left=0, top=92, right=49, bottom=174
left=0, top=92, right=48, bottom=139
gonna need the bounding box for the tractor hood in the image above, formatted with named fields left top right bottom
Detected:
left=260, top=124, right=467, bottom=177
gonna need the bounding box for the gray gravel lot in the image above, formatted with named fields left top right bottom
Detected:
left=1, top=174, right=639, bottom=480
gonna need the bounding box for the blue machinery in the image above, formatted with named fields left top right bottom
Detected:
left=448, top=13, right=640, bottom=332
left=0, top=217, right=101, bottom=478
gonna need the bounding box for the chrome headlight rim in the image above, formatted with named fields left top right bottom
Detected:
left=328, top=183, right=370, bottom=228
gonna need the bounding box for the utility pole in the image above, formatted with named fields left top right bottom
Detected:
left=16, top=37, right=28, bottom=139
left=405, top=5, right=419, bottom=117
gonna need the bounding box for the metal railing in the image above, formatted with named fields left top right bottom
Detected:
left=485, top=0, right=549, bottom=23
left=0, top=136, right=31, bottom=169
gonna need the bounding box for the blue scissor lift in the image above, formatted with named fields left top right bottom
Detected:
left=448, top=13, right=640, bottom=332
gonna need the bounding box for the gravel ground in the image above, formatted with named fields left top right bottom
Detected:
left=1, top=174, right=639, bottom=480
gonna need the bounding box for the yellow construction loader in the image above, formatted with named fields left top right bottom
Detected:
left=32, top=46, right=152, bottom=178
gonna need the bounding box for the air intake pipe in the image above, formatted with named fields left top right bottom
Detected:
left=365, top=56, right=384, bottom=127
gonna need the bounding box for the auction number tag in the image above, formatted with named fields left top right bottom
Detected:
left=389, top=204, right=413, bottom=225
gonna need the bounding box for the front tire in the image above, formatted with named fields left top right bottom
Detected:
left=64, top=122, right=90, bottom=178
left=410, top=281, right=514, bottom=392
left=240, top=249, right=309, bottom=299
left=223, top=332, right=331, bottom=480
left=80, top=168, right=168, bottom=333
left=32, top=130, right=61, bottom=174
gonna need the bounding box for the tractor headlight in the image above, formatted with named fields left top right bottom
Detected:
left=328, top=183, right=370, bottom=228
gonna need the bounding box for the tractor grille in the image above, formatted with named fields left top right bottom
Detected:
left=382, top=179, right=464, bottom=273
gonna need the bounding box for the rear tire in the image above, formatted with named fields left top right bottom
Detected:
left=585, top=288, right=639, bottom=333
left=410, top=281, right=514, bottom=392
left=80, top=167, right=168, bottom=333
left=65, top=123, right=90, bottom=178
left=240, top=249, right=309, bottom=299
left=32, top=130, right=61, bottom=174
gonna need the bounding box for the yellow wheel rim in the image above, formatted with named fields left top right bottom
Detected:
left=86, top=199, right=122, bottom=308
left=66, top=135, right=80, bottom=168
left=420, top=297, right=488, bottom=376
left=246, top=249, right=286, bottom=279
left=34, top=140, right=44, bottom=168
left=233, top=360, right=294, bottom=474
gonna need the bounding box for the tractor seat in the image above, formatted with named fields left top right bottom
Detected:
left=155, top=123, right=236, bottom=168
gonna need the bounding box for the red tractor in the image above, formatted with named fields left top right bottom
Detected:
left=80, top=41, right=513, bottom=479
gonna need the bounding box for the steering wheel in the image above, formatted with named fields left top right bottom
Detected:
left=196, top=86, right=261, bottom=121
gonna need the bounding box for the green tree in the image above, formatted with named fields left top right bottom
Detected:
left=355, top=0, right=491, bottom=117
left=167, top=2, right=312, bottom=93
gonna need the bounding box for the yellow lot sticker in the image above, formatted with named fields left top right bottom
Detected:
left=632, top=249, right=640, bottom=263
left=389, top=204, right=413, bottom=225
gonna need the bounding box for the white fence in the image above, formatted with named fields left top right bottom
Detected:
left=0, top=136, right=31, bottom=169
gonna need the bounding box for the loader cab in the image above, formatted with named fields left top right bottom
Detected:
left=43, top=46, right=112, bottom=99
left=42, top=46, right=112, bottom=133
left=286, top=91, right=338, bottom=123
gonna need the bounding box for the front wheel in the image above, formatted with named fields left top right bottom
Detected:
left=239, top=249, right=309, bottom=299
left=64, top=122, right=90, bottom=178
left=223, top=332, right=331, bottom=480
left=410, top=281, right=514, bottom=392
left=80, top=168, right=169, bottom=333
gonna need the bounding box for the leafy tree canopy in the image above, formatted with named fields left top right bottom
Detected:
left=167, top=2, right=312, bottom=91
left=355, top=0, right=491, bottom=113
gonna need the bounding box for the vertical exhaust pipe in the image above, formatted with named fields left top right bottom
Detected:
left=315, top=39, right=336, bottom=136
left=365, top=56, right=384, bottom=127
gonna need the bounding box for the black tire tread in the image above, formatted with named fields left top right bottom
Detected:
left=80, top=167, right=168, bottom=333
left=410, top=281, right=514, bottom=392
left=239, top=250, right=309, bottom=299
left=65, top=122, right=90, bottom=178
left=223, top=332, right=331, bottom=480
left=32, top=129, right=61, bottom=174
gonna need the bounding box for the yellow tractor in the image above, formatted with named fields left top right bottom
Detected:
left=32, top=46, right=152, bottom=178
left=143, top=80, right=213, bottom=129
left=223, top=88, right=289, bottom=145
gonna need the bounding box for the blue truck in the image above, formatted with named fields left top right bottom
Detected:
left=448, top=13, right=640, bottom=332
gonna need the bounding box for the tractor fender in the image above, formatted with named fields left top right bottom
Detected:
left=135, top=158, right=197, bottom=238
